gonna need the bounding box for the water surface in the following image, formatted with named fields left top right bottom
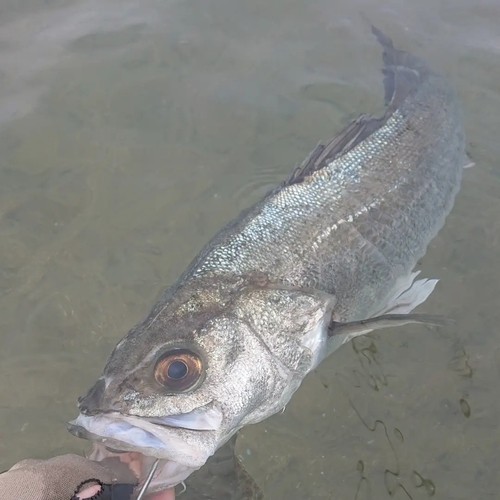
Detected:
left=0, top=0, right=499, bottom=499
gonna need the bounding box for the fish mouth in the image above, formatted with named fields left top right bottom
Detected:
left=68, top=407, right=223, bottom=493
left=86, top=442, right=192, bottom=495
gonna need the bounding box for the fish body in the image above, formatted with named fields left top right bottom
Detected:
left=181, top=28, right=465, bottom=324
left=69, top=27, right=467, bottom=494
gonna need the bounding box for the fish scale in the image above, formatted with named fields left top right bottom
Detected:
left=185, top=79, right=464, bottom=320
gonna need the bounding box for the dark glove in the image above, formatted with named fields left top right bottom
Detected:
left=69, top=479, right=135, bottom=500
left=0, top=454, right=137, bottom=500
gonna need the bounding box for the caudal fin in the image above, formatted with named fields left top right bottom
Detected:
left=371, top=25, right=429, bottom=111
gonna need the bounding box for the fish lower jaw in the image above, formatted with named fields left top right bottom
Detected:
left=67, top=412, right=218, bottom=491
left=89, top=442, right=200, bottom=492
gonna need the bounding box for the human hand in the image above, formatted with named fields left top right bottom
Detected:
left=0, top=453, right=176, bottom=500
left=76, top=481, right=175, bottom=500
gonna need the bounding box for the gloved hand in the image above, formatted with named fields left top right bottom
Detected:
left=0, top=454, right=138, bottom=500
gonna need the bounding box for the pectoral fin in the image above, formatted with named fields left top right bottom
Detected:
left=326, top=313, right=451, bottom=355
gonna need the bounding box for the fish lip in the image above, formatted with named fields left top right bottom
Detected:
left=142, top=403, right=224, bottom=431
left=67, top=412, right=218, bottom=467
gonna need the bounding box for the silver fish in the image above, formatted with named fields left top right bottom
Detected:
left=68, top=27, right=468, bottom=495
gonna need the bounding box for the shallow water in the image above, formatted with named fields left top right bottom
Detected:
left=0, top=0, right=499, bottom=498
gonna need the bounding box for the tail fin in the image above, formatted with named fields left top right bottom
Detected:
left=371, top=25, right=429, bottom=110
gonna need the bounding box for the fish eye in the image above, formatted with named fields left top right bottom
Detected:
left=154, top=349, right=203, bottom=392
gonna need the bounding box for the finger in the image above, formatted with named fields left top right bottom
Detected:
left=76, top=484, right=101, bottom=499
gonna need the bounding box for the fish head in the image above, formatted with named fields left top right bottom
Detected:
left=68, top=277, right=334, bottom=492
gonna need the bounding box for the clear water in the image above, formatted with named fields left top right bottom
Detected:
left=0, top=0, right=499, bottom=499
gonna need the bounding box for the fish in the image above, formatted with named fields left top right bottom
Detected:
left=68, top=26, right=468, bottom=495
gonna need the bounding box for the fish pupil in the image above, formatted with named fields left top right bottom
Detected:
left=168, top=360, right=188, bottom=380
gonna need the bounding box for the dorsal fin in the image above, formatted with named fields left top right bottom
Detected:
left=281, top=26, right=429, bottom=188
